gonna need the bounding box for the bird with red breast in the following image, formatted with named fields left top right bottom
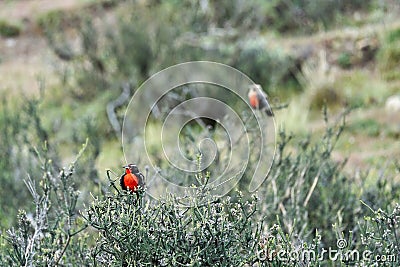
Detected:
left=248, top=84, right=274, bottom=116
left=120, top=164, right=145, bottom=192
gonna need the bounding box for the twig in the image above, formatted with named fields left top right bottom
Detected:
left=303, top=172, right=320, bottom=207
left=106, top=83, right=131, bottom=139
left=106, top=169, right=121, bottom=194
left=53, top=234, right=71, bottom=266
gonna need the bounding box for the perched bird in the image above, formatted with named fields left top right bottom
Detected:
left=120, top=164, right=145, bottom=192
left=248, top=84, right=274, bottom=116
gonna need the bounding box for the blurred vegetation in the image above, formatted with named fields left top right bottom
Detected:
left=1, top=110, right=399, bottom=265
left=264, top=0, right=373, bottom=33
left=0, top=0, right=399, bottom=265
left=378, top=26, right=400, bottom=81
left=0, top=20, right=21, bottom=37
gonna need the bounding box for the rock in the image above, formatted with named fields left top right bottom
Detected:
left=385, top=95, right=400, bottom=113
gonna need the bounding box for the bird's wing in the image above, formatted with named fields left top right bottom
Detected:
left=254, top=84, right=267, bottom=99
left=136, top=172, right=145, bottom=187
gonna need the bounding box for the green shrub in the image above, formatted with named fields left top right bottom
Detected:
left=86, top=188, right=261, bottom=265
left=258, top=109, right=356, bottom=247
left=255, top=203, right=400, bottom=266
left=309, top=85, right=343, bottom=110
left=0, top=20, right=21, bottom=37
left=1, top=106, right=399, bottom=266
left=235, top=43, right=297, bottom=93
left=347, top=118, right=381, bottom=137
left=46, top=1, right=304, bottom=101
left=357, top=203, right=400, bottom=265
left=338, top=52, right=352, bottom=69
left=1, top=153, right=263, bottom=266
left=0, top=97, right=47, bottom=228
left=0, top=93, right=102, bottom=228
left=257, top=108, right=397, bottom=249
left=254, top=109, right=400, bottom=265
left=387, top=27, right=400, bottom=43
left=265, top=0, right=374, bottom=33
left=378, top=27, right=400, bottom=81
left=36, top=9, right=79, bottom=34
left=1, top=146, right=90, bottom=266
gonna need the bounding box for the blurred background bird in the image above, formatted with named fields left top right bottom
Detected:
left=248, top=84, right=274, bottom=116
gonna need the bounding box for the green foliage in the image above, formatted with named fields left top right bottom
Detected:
left=105, top=12, right=156, bottom=81
left=256, top=109, right=397, bottom=250
left=51, top=4, right=173, bottom=100
left=386, top=27, right=400, bottom=43
left=235, top=43, right=297, bottom=92
left=1, top=106, right=399, bottom=265
left=1, top=146, right=90, bottom=266
left=0, top=96, right=48, bottom=228
left=265, top=0, right=373, bottom=33
left=309, top=85, right=343, bottom=110
left=378, top=27, right=400, bottom=81
left=253, top=110, right=400, bottom=265
left=86, top=189, right=260, bottom=266
left=347, top=118, right=381, bottom=137
left=46, top=1, right=305, bottom=101
left=0, top=92, right=102, bottom=228
left=338, top=52, right=352, bottom=69
left=0, top=20, right=21, bottom=37
left=256, top=223, right=326, bottom=266
left=358, top=203, right=400, bottom=265
left=36, top=10, right=65, bottom=32
left=331, top=70, right=391, bottom=109
left=258, top=110, right=353, bottom=246
left=0, top=20, right=21, bottom=38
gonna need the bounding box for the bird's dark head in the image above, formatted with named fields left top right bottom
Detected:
left=248, top=84, right=256, bottom=92
left=250, top=84, right=262, bottom=91
left=126, top=164, right=139, bottom=173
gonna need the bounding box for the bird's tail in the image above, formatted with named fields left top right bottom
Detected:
left=265, top=107, right=274, bottom=116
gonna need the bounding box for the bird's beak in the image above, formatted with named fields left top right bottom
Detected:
left=123, top=165, right=129, bottom=169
